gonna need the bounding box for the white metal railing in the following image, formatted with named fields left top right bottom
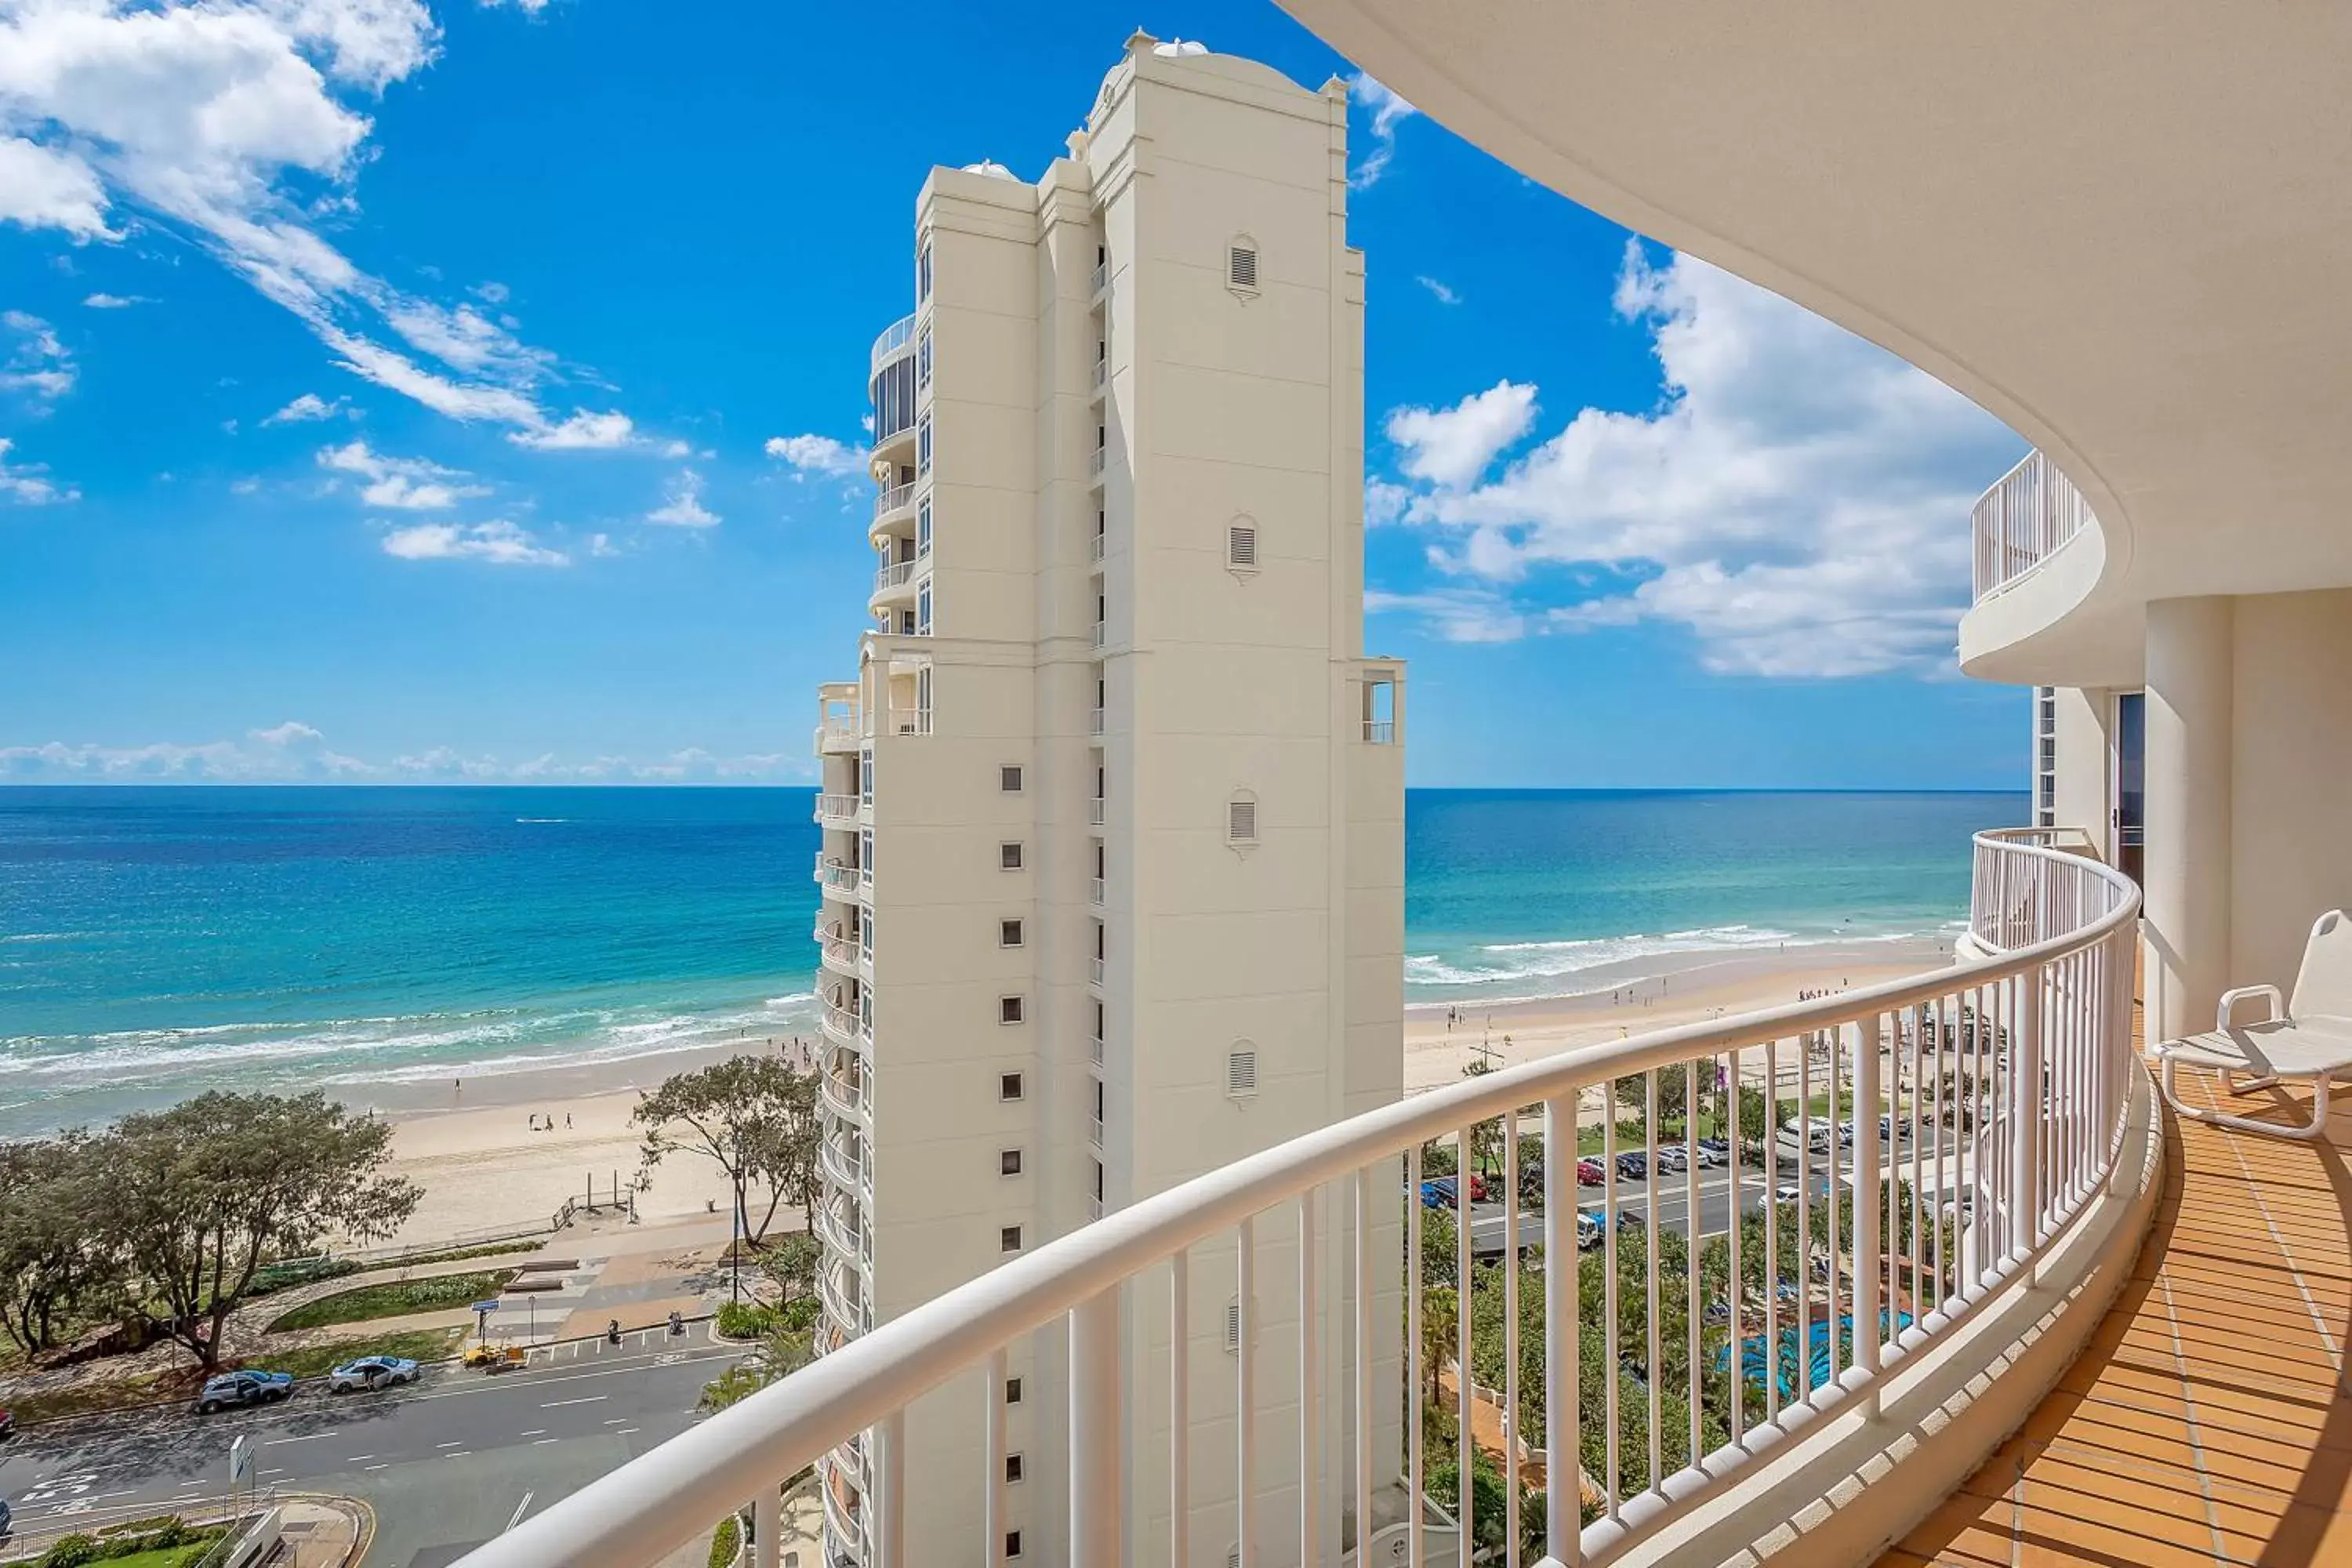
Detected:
left=453, top=830, right=2140, bottom=1568
left=1970, top=826, right=2107, bottom=952
left=1971, top=448, right=2096, bottom=601
left=887, top=707, right=932, bottom=736
left=1091, top=620, right=1105, bottom=649
left=1091, top=1034, right=1105, bottom=1067
left=818, top=1065, right=866, bottom=1122
left=1089, top=876, right=1105, bottom=906
left=1092, top=358, right=1107, bottom=392
left=1090, top=957, right=1105, bottom=987
left=819, top=1002, right=862, bottom=1051
left=1091, top=261, right=1107, bottom=296
left=1089, top=706, right=1105, bottom=736
left=814, top=717, right=861, bottom=753
left=818, top=933, right=866, bottom=978
left=813, top=794, right=858, bottom=823
left=813, top=855, right=861, bottom=894
left=1089, top=798, right=1105, bottom=826
left=1088, top=447, right=1106, bottom=480
left=1091, top=533, right=1105, bottom=564
left=1364, top=720, right=1395, bottom=744
left=873, top=483, right=915, bottom=521
left=1088, top=1113, right=1105, bottom=1150
left=873, top=561, right=916, bottom=595
left=870, top=314, right=916, bottom=372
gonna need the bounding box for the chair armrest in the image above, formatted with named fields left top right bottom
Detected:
left=2218, top=984, right=2285, bottom=1030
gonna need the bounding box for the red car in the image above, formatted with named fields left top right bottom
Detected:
left=1577, top=1158, right=1607, bottom=1185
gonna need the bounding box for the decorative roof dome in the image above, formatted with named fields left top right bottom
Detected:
left=958, top=159, right=1018, bottom=180
left=1152, top=38, right=1209, bottom=56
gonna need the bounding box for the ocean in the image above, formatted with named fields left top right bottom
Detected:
left=0, top=786, right=2024, bottom=1135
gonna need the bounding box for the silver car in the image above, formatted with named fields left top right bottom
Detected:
left=328, top=1355, right=420, bottom=1394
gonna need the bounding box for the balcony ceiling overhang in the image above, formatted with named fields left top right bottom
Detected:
left=1277, top=0, right=2352, bottom=680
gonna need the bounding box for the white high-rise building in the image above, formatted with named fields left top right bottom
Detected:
left=808, top=34, right=1406, bottom=1567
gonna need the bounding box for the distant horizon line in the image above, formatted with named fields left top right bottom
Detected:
left=0, top=781, right=2031, bottom=795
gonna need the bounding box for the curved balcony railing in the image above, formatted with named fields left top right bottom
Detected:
left=817, top=1067, right=867, bottom=1131
left=811, top=854, right=860, bottom=895
left=872, top=482, right=916, bottom=521
left=869, top=314, right=916, bottom=373
left=816, top=931, right=866, bottom=982
left=818, top=1001, right=865, bottom=1053
left=812, top=794, right=858, bottom=825
left=1970, top=826, right=2110, bottom=952
left=872, top=561, right=917, bottom=596
left=1971, top=448, right=2096, bottom=601
left=456, top=830, right=2140, bottom=1568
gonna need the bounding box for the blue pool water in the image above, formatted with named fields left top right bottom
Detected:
left=0, top=786, right=2024, bottom=1134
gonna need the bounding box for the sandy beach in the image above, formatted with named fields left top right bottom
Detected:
left=351, top=938, right=1959, bottom=1241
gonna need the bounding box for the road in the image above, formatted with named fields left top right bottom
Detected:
left=0, top=1330, right=745, bottom=1568
left=1462, top=1131, right=1978, bottom=1254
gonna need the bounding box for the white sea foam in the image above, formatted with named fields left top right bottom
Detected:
left=1403, top=922, right=1953, bottom=998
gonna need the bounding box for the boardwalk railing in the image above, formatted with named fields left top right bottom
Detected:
left=454, top=831, right=2139, bottom=1568
left=1971, top=449, right=2096, bottom=601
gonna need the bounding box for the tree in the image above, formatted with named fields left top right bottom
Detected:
left=0, top=1135, right=121, bottom=1355
left=635, top=1055, right=817, bottom=1247
left=92, top=1091, right=419, bottom=1371
left=699, top=1323, right=816, bottom=1413
left=1421, top=1283, right=1458, bottom=1405
left=759, top=1231, right=822, bottom=1301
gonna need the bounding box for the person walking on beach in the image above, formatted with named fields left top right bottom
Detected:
left=565, top=1112, right=573, bottom=1129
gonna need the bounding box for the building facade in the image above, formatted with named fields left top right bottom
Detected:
left=809, top=34, right=1406, bottom=1566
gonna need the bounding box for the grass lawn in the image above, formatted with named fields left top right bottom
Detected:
left=265, top=1270, right=518, bottom=1334
left=85, top=1539, right=226, bottom=1568
left=1, top=1369, right=183, bottom=1425
left=266, top=1327, right=466, bottom=1381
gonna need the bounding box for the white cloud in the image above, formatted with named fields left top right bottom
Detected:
left=263, top=392, right=346, bottom=423
left=317, top=439, right=487, bottom=509
left=764, top=433, right=862, bottom=477
left=1414, top=275, right=1461, bottom=306
left=588, top=532, right=618, bottom=557
left=1, top=310, right=74, bottom=400
left=229, top=477, right=261, bottom=495
left=646, top=470, right=717, bottom=528
left=0, top=437, right=74, bottom=504
left=0, top=0, right=644, bottom=439
left=1347, top=73, right=1416, bottom=189
left=507, top=409, right=637, bottom=450
left=470, top=279, right=510, bottom=304
left=1365, top=477, right=1412, bottom=528
left=477, top=0, right=554, bottom=13
left=1372, top=241, right=2021, bottom=676
left=1363, top=587, right=1529, bottom=643
left=381, top=518, right=567, bottom=565
left=81, top=291, right=147, bottom=309
left=1385, top=380, right=1537, bottom=490
left=0, top=136, right=115, bottom=239
left=0, top=724, right=811, bottom=784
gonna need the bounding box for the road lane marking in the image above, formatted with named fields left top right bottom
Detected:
left=614, top=1427, right=639, bottom=1435
left=437, top=1441, right=464, bottom=1448
left=518, top=1429, right=547, bottom=1437
left=364, top=1464, right=388, bottom=1472
left=263, top=1431, right=339, bottom=1446
left=540, top=1396, right=607, bottom=1408
left=346, top=1454, right=376, bottom=1461
left=260, top=1468, right=285, bottom=1477
left=506, top=1492, right=535, bottom=1532
left=531, top=1438, right=561, bottom=1446
left=444, top=1450, right=472, bottom=1459
left=603, top=1417, right=626, bottom=1425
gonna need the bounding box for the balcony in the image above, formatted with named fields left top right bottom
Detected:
left=812, top=854, right=862, bottom=896
left=1089, top=260, right=1107, bottom=298
left=1088, top=876, right=1104, bottom=906
left=1089, top=957, right=1105, bottom=988
left=869, top=314, right=915, bottom=373
left=1091, top=532, right=1105, bottom=564
left=1088, top=797, right=1105, bottom=826
left=817, top=1067, right=866, bottom=1129
left=812, top=793, right=858, bottom=825
left=884, top=706, right=931, bottom=737
left=869, top=559, right=920, bottom=611
left=1091, top=358, right=1107, bottom=397
left=818, top=1001, right=864, bottom=1053
left=1087, top=447, right=1106, bottom=483
left=813, top=684, right=861, bottom=756
left=451, top=829, right=2163, bottom=1568
left=1363, top=719, right=1395, bottom=743
left=1088, top=706, right=1104, bottom=736
left=1970, top=448, right=2094, bottom=603
left=1091, top=619, right=1105, bottom=649
left=872, top=481, right=916, bottom=524
left=816, top=930, right=867, bottom=982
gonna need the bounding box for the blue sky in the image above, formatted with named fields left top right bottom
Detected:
left=0, top=0, right=2030, bottom=789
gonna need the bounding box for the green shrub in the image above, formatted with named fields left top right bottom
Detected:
left=708, top=1515, right=739, bottom=1568
left=38, top=1534, right=102, bottom=1568
left=777, top=1294, right=818, bottom=1332
left=265, top=1270, right=517, bottom=1333
left=250, top=1258, right=360, bottom=1297
left=714, top=1301, right=779, bottom=1340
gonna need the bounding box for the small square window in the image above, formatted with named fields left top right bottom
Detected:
left=1000, top=1225, right=1022, bottom=1253
left=1000, top=1072, right=1024, bottom=1102
left=1000, top=1149, right=1022, bottom=1177
left=1006, top=1454, right=1024, bottom=1484
left=1000, top=995, right=1025, bottom=1025
left=1000, top=842, right=1024, bottom=870
left=1000, top=919, right=1024, bottom=948
left=1000, top=764, right=1024, bottom=793
left=1005, top=1376, right=1023, bottom=1405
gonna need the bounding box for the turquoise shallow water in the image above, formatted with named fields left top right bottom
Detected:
left=0, top=786, right=2024, bottom=1134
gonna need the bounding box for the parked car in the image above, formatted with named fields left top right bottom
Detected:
left=1695, top=1138, right=1731, bottom=1166
left=1655, top=1145, right=1690, bottom=1174
left=1614, top=1152, right=1647, bottom=1181
left=1419, top=1174, right=1486, bottom=1209
left=328, top=1355, right=420, bottom=1394
left=1576, top=1157, right=1607, bottom=1186
left=1774, top=1181, right=1807, bottom=1203
left=194, top=1370, right=293, bottom=1414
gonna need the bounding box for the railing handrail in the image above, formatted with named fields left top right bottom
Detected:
left=872, top=483, right=915, bottom=520
left=869, top=314, right=916, bottom=373
left=458, top=832, right=2139, bottom=1568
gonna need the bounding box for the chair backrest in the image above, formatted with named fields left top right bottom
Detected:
left=2290, top=910, right=2352, bottom=1021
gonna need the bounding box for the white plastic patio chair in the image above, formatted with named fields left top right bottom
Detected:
left=2156, top=909, right=2352, bottom=1140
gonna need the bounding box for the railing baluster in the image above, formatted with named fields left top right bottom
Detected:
left=1237, top=1217, right=1257, bottom=1568
left=985, top=1348, right=1007, bottom=1567
left=1499, top=1114, right=1521, bottom=1567
left=1298, top=1187, right=1320, bottom=1568
left=1644, top=1072, right=1661, bottom=1493
left=876, top=1409, right=906, bottom=1568
left=1070, top=1287, right=1122, bottom=1568
left=1796, top=1038, right=1811, bottom=1399
left=1685, top=1061, right=1702, bottom=1468
left=1828, top=1021, right=1843, bottom=1387
left=1407, top=1145, right=1425, bottom=1568
left=1764, top=1038, right=1780, bottom=1425
left=1456, top=1123, right=1475, bottom=1568
left=1726, top=1044, right=1744, bottom=1447
left=1171, top=1249, right=1189, bottom=1568
left=1353, top=1168, right=1373, bottom=1568
left=1603, top=1081, right=1621, bottom=1517
left=1542, top=1091, right=1578, bottom=1566
left=755, top=1483, right=780, bottom=1568
left=1855, top=1013, right=1882, bottom=1381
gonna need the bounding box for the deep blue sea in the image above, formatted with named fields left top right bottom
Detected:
left=0, top=786, right=2024, bottom=1134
